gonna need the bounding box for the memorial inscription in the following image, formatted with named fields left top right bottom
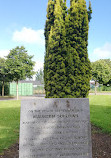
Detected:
left=19, top=98, right=92, bottom=158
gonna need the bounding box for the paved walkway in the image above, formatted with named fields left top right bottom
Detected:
left=0, top=93, right=111, bottom=101
left=0, top=96, right=45, bottom=101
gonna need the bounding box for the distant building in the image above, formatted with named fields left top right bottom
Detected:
left=9, top=80, right=45, bottom=96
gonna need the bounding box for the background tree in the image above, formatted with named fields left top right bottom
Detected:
left=0, top=58, right=10, bottom=96
left=101, top=59, right=111, bottom=85
left=6, top=46, right=35, bottom=100
left=91, top=59, right=111, bottom=95
left=36, top=68, right=44, bottom=84
left=0, top=82, right=9, bottom=96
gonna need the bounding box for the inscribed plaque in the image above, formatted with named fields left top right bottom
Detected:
left=19, top=98, right=92, bottom=158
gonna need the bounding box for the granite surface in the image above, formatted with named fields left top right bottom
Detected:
left=19, top=98, right=92, bottom=158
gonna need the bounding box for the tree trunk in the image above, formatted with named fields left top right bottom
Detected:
left=95, top=81, right=97, bottom=95
left=16, top=81, right=19, bottom=100
left=2, top=81, right=4, bottom=97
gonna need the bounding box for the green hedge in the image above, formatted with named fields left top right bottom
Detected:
left=102, top=85, right=111, bottom=91
left=90, top=84, right=111, bottom=92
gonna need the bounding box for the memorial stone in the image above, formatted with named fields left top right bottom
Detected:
left=19, top=98, right=92, bottom=158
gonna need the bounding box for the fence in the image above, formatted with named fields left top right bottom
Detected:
left=10, top=82, right=33, bottom=96
left=33, top=85, right=45, bottom=94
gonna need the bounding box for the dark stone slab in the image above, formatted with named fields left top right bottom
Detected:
left=19, top=98, right=92, bottom=158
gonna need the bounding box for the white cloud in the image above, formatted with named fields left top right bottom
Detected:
left=33, top=61, right=44, bottom=80
left=0, top=50, right=9, bottom=58
left=12, top=27, right=45, bottom=45
left=91, top=43, right=111, bottom=61
left=34, top=61, right=44, bottom=71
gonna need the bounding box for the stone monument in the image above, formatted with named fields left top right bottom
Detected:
left=19, top=98, right=92, bottom=158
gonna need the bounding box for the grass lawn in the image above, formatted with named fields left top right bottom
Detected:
left=89, top=90, right=111, bottom=93
left=0, top=100, right=20, bottom=154
left=0, top=96, right=111, bottom=154
left=89, top=95, right=111, bottom=134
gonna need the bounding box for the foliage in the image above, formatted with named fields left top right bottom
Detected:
left=44, top=0, right=55, bottom=92
left=0, top=58, right=11, bottom=96
left=0, top=58, right=7, bottom=81
left=44, top=0, right=55, bottom=50
left=100, top=59, right=111, bottom=85
left=60, top=0, right=67, bottom=21
left=102, top=59, right=111, bottom=66
left=6, top=46, right=35, bottom=99
left=65, top=0, right=91, bottom=98
left=45, top=0, right=67, bottom=98
left=44, top=0, right=92, bottom=98
left=0, top=100, right=20, bottom=154
left=6, top=46, right=35, bottom=82
left=36, top=68, right=44, bottom=84
left=91, top=59, right=111, bottom=85
left=87, top=0, right=92, bottom=22
left=101, top=85, right=111, bottom=91
left=0, top=82, right=9, bottom=96
left=89, top=95, right=111, bottom=134
left=90, top=84, right=111, bottom=92
left=34, top=86, right=45, bottom=94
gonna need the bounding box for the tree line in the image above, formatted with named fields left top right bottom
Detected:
left=0, top=46, right=35, bottom=99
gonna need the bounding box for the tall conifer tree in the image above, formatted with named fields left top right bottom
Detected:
left=88, top=1, right=92, bottom=22
left=76, top=0, right=91, bottom=97
left=65, top=0, right=91, bottom=97
left=44, top=0, right=92, bottom=98
left=45, top=0, right=67, bottom=98
left=44, top=0, right=55, bottom=94
left=60, top=0, right=67, bottom=21
left=65, top=0, right=80, bottom=97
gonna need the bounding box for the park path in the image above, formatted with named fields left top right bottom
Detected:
left=0, top=93, right=111, bottom=101
left=0, top=94, right=45, bottom=101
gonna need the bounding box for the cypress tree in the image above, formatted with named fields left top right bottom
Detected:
left=44, top=0, right=92, bottom=98
left=87, top=1, right=92, bottom=22
left=65, top=0, right=91, bottom=98
left=65, top=0, right=80, bottom=97
left=44, top=0, right=55, bottom=95
left=77, top=0, right=91, bottom=97
left=44, top=0, right=55, bottom=50
left=60, top=0, right=67, bottom=21
left=45, top=0, right=67, bottom=98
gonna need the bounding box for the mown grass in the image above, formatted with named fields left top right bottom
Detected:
left=0, top=96, right=111, bottom=154
left=0, top=100, right=20, bottom=154
left=89, top=90, right=111, bottom=93
left=89, top=95, right=111, bottom=134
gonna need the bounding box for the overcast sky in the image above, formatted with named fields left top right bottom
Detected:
left=0, top=0, right=111, bottom=70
